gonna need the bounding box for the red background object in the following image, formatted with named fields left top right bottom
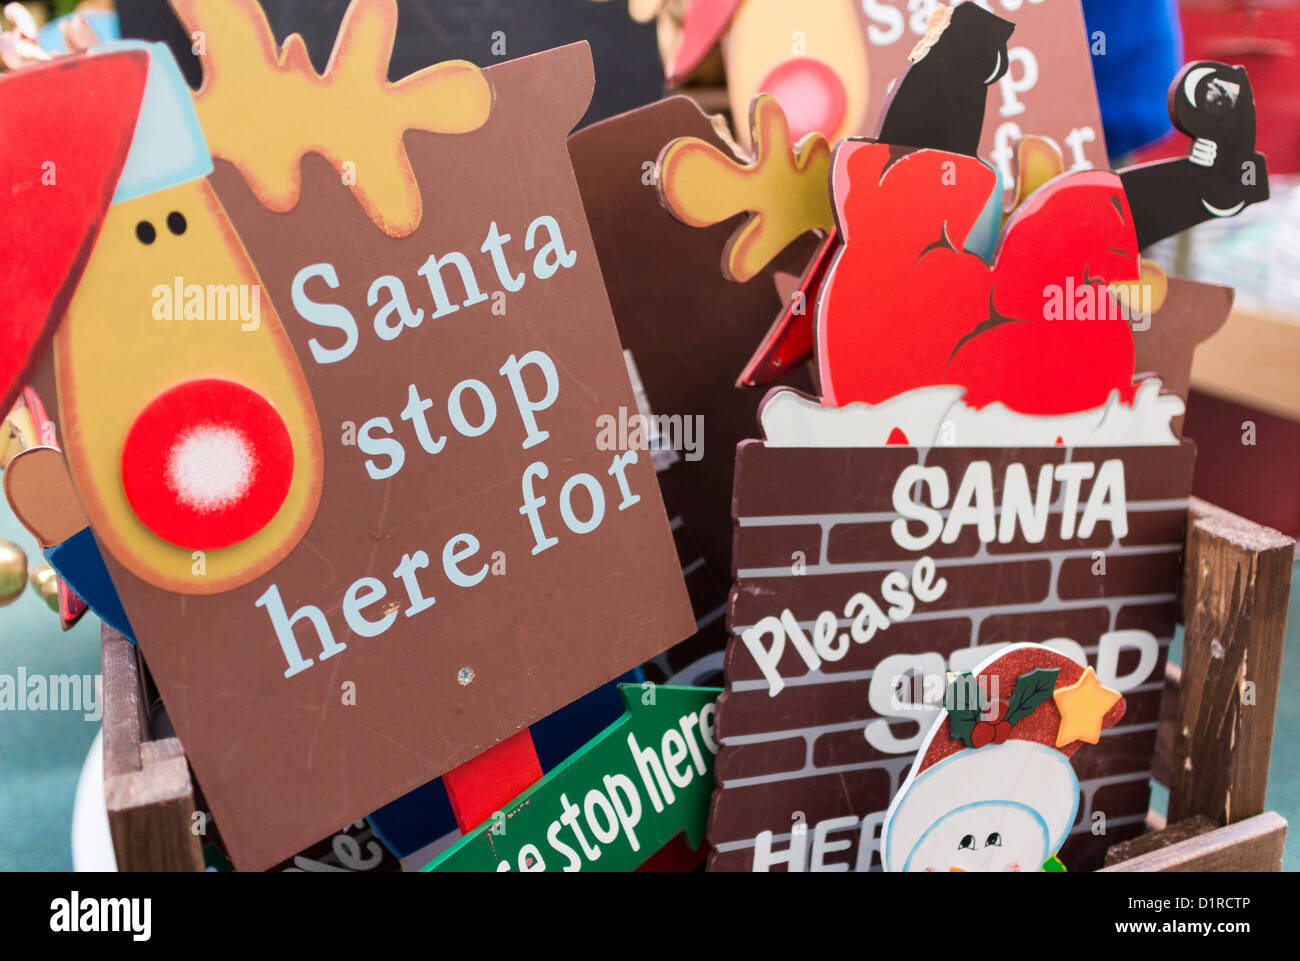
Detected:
left=1136, top=1, right=1300, bottom=171
left=1185, top=391, right=1300, bottom=535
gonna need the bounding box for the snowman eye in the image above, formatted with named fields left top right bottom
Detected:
left=986, top=832, right=1002, bottom=847
left=958, top=834, right=976, bottom=850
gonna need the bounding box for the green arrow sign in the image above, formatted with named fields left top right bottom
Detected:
left=423, top=684, right=722, bottom=872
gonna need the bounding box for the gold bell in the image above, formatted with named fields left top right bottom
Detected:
left=0, top=539, right=27, bottom=607
left=28, top=562, right=60, bottom=613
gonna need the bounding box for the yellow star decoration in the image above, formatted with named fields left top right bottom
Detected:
left=1053, top=667, right=1122, bottom=747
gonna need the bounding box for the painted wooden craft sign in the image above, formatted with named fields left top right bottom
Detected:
left=199, top=815, right=402, bottom=873
left=569, top=96, right=822, bottom=689
left=425, top=685, right=721, bottom=872
left=0, top=0, right=1275, bottom=876
left=1, top=0, right=694, bottom=870
left=883, top=644, right=1125, bottom=872
left=697, top=3, right=1268, bottom=872
left=710, top=439, right=1192, bottom=872
left=672, top=0, right=1108, bottom=198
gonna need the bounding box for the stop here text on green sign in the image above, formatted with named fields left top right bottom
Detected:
left=424, top=685, right=721, bottom=872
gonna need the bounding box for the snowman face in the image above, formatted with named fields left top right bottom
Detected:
left=904, top=802, right=1050, bottom=873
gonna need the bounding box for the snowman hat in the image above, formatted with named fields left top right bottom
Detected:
left=882, top=643, right=1125, bottom=871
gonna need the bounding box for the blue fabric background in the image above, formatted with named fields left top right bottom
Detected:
left=1083, top=0, right=1184, bottom=157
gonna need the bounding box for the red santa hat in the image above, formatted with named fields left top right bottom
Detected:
left=669, top=0, right=744, bottom=82
left=0, top=48, right=150, bottom=415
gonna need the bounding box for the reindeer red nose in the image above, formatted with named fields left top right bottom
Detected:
left=757, top=57, right=847, bottom=144
left=121, top=379, right=294, bottom=550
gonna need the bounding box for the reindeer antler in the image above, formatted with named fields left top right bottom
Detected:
left=171, top=0, right=491, bottom=238
left=657, top=94, right=833, bottom=283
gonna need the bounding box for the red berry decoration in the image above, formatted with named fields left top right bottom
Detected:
left=970, top=721, right=995, bottom=748
left=993, top=721, right=1012, bottom=744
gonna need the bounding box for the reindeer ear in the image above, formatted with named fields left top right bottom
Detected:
left=3, top=447, right=88, bottom=549
left=1006, top=135, right=1067, bottom=215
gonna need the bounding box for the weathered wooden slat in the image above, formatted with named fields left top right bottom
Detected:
left=1099, top=812, right=1286, bottom=872
left=1103, top=814, right=1216, bottom=866
left=1167, top=498, right=1294, bottom=825
left=101, top=625, right=145, bottom=779
left=1152, top=661, right=1180, bottom=788
left=102, top=625, right=204, bottom=872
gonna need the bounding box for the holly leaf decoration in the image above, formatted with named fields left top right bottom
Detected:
left=1042, top=854, right=1067, bottom=873
left=944, top=672, right=984, bottom=748
left=1004, top=668, right=1060, bottom=727
left=948, top=708, right=980, bottom=748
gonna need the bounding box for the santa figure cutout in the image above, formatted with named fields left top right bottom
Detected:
left=882, top=644, right=1125, bottom=872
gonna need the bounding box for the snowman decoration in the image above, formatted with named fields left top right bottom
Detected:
left=882, top=644, right=1125, bottom=873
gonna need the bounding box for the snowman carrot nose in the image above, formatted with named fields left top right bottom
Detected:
left=949, top=866, right=967, bottom=872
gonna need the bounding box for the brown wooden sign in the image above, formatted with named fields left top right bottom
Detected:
left=53, top=3, right=693, bottom=870
left=709, top=440, right=1195, bottom=872
left=570, top=96, right=820, bottom=686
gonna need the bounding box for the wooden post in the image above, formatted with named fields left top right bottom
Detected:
left=1166, top=498, right=1295, bottom=825
left=102, top=625, right=205, bottom=872
left=1151, top=661, right=1181, bottom=788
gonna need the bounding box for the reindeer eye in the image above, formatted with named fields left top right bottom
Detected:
left=167, top=212, right=188, bottom=236
left=958, top=834, right=975, bottom=850
left=986, top=833, right=1002, bottom=847
left=136, top=221, right=156, bottom=245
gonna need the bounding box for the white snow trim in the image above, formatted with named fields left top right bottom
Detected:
left=760, top=379, right=1184, bottom=448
